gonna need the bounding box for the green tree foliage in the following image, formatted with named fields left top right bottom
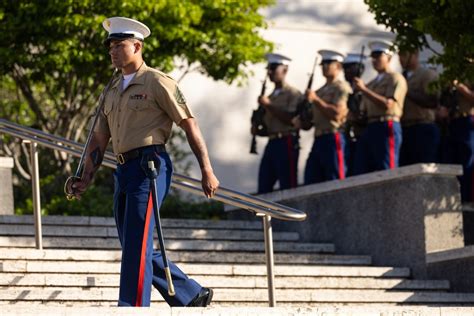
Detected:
left=364, top=0, right=474, bottom=83
left=0, top=0, right=274, bottom=140
left=0, top=0, right=273, bottom=217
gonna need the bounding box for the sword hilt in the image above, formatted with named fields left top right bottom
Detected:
left=64, top=176, right=81, bottom=200
left=147, top=160, right=158, bottom=179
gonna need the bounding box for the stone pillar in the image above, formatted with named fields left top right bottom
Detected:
left=0, top=157, right=14, bottom=215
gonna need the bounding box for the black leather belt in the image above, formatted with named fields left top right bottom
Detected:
left=367, top=115, right=400, bottom=123
left=268, top=131, right=298, bottom=140
left=116, top=145, right=166, bottom=165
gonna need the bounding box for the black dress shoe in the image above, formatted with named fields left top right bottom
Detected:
left=187, top=287, right=213, bottom=307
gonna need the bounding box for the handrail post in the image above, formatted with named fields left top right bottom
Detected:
left=25, top=140, right=43, bottom=250
left=262, top=214, right=276, bottom=307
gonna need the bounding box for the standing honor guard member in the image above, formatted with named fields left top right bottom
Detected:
left=353, top=40, right=407, bottom=174
left=445, top=82, right=474, bottom=202
left=65, top=17, right=219, bottom=307
left=343, top=52, right=367, bottom=176
left=398, top=49, right=440, bottom=165
left=255, top=53, right=302, bottom=193
left=296, top=50, right=351, bottom=184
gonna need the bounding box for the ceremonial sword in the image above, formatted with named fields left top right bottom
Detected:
left=64, top=68, right=119, bottom=200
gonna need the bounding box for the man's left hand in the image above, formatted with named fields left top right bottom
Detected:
left=353, top=77, right=366, bottom=92
left=258, top=96, right=271, bottom=107
left=202, top=168, right=220, bottom=198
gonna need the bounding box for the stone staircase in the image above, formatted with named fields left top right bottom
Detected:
left=1, top=215, right=474, bottom=315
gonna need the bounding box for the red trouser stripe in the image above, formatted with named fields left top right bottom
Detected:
left=135, top=192, right=154, bottom=306
left=286, top=136, right=297, bottom=187
left=334, top=132, right=345, bottom=179
left=388, top=120, right=395, bottom=169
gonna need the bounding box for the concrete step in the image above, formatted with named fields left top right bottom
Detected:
left=0, top=236, right=335, bottom=253
left=1, top=287, right=474, bottom=303
left=0, top=249, right=371, bottom=265
left=0, top=273, right=450, bottom=290
left=0, top=224, right=299, bottom=241
left=3, top=306, right=474, bottom=316
left=0, top=261, right=410, bottom=278
left=0, top=215, right=263, bottom=230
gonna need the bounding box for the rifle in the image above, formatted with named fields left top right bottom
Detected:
left=348, top=45, right=365, bottom=113
left=440, top=86, right=459, bottom=118
left=357, top=45, right=365, bottom=77
left=250, top=75, right=268, bottom=154
left=296, top=55, right=319, bottom=125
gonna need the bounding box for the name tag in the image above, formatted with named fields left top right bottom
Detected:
left=130, top=94, right=147, bottom=100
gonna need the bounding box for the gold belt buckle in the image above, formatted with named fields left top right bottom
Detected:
left=117, top=153, right=125, bottom=165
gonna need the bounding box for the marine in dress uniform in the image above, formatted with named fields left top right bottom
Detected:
left=353, top=40, right=408, bottom=174
left=256, top=53, right=302, bottom=193
left=68, top=17, right=219, bottom=307
left=298, top=50, right=351, bottom=184
left=398, top=49, right=440, bottom=165
left=445, top=82, right=474, bottom=202
left=343, top=53, right=367, bottom=176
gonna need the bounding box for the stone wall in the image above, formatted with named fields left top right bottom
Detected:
left=0, top=157, right=14, bottom=215
left=427, top=246, right=474, bottom=292
left=227, top=164, right=465, bottom=279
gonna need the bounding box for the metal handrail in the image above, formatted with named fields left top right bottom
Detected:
left=0, top=119, right=306, bottom=221
left=0, top=118, right=308, bottom=307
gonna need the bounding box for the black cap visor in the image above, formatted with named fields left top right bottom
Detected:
left=103, top=33, right=142, bottom=48
left=266, top=62, right=284, bottom=71
left=320, top=59, right=340, bottom=66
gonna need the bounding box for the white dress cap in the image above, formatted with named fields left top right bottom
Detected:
left=368, top=40, right=395, bottom=55
left=318, top=50, right=345, bottom=63
left=343, top=53, right=367, bottom=64
left=265, top=53, right=292, bottom=65
left=103, top=17, right=151, bottom=41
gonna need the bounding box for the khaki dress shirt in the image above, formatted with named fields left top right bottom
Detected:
left=263, top=83, right=302, bottom=135
left=95, top=63, right=194, bottom=154
left=361, top=71, right=407, bottom=121
left=401, top=67, right=438, bottom=126
left=312, top=79, right=352, bottom=136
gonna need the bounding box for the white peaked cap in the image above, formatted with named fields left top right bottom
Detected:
left=265, top=53, right=292, bottom=65
left=343, top=53, right=367, bottom=64
left=103, top=17, right=151, bottom=41
left=318, top=50, right=345, bottom=63
left=368, top=40, right=394, bottom=55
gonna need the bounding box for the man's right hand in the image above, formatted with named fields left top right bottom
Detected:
left=291, top=116, right=302, bottom=129
left=64, top=176, right=91, bottom=200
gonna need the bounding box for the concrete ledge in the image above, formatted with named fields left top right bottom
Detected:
left=0, top=248, right=371, bottom=265
left=0, top=215, right=263, bottom=230
left=257, top=163, right=462, bottom=204
left=0, top=273, right=449, bottom=290
left=427, top=246, right=474, bottom=292
left=0, top=236, right=335, bottom=253
left=228, top=164, right=465, bottom=279
left=427, top=245, right=474, bottom=264
left=3, top=287, right=474, bottom=303
left=0, top=260, right=410, bottom=277
left=3, top=306, right=474, bottom=316
left=0, top=224, right=300, bottom=241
